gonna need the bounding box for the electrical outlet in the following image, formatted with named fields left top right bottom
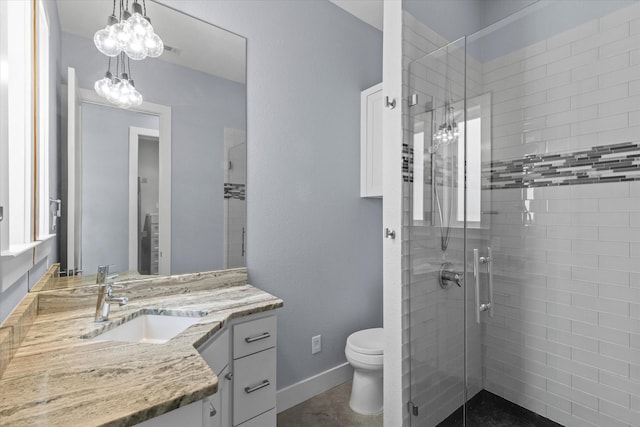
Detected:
left=312, top=335, right=322, bottom=354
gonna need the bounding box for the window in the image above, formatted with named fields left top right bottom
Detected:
left=37, top=0, right=51, bottom=239
left=457, top=116, right=482, bottom=223
left=0, top=0, right=51, bottom=255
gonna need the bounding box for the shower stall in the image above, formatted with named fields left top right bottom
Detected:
left=402, top=1, right=640, bottom=426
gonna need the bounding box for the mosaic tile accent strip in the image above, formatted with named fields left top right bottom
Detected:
left=403, top=143, right=414, bottom=183
left=485, top=142, right=640, bottom=189
left=224, top=183, right=245, bottom=200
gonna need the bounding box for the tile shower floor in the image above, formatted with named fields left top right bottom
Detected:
left=438, top=390, right=563, bottom=427
left=277, top=381, right=383, bottom=427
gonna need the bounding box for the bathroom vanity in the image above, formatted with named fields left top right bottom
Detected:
left=0, top=266, right=282, bottom=427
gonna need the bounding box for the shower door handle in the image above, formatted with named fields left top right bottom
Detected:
left=474, top=249, right=481, bottom=324
left=474, top=247, right=493, bottom=324
left=486, top=247, right=494, bottom=318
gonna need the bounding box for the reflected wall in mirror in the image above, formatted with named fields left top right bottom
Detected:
left=56, top=0, right=247, bottom=276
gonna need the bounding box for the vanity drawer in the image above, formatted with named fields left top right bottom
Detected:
left=233, top=316, right=276, bottom=358
left=233, top=348, right=276, bottom=425
left=236, top=408, right=275, bottom=427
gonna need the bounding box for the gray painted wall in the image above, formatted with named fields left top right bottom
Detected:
left=80, top=104, right=158, bottom=274
left=61, top=32, right=246, bottom=274
left=157, top=0, right=384, bottom=389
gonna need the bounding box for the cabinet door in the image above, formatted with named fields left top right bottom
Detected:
left=206, top=365, right=231, bottom=427
left=220, top=365, right=232, bottom=427
left=360, top=83, right=383, bottom=198
left=209, top=388, right=221, bottom=427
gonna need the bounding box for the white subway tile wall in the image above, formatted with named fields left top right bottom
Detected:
left=403, top=2, right=640, bottom=427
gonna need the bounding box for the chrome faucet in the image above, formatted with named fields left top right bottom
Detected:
left=94, top=265, right=128, bottom=322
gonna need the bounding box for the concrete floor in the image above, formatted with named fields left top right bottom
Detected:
left=277, top=381, right=384, bottom=427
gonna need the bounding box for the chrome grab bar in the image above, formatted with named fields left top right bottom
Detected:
left=474, top=247, right=493, bottom=324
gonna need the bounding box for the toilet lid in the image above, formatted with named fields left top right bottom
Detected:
left=347, top=328, right=384, bottom=355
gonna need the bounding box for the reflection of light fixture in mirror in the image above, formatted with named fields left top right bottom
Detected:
left=94, top=54, right=143, bottom=109
left=94, top=0, right=164, bottom=60
left=431, top=100, right=459, bottom=153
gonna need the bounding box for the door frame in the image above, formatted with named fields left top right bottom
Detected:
left=128, top=126, right=160, bottom=273
left=71, top=84, right=172, bottom=275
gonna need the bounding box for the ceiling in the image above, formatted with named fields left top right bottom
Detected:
left=329, top=0, right=384, bottom=31
left=56, top=0, right=246, bottom=83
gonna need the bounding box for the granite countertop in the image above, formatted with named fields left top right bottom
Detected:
left=0, top=267, right=283, bottom=427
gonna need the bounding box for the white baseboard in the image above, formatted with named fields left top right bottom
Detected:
left=277, top=362, right=353, bottom=413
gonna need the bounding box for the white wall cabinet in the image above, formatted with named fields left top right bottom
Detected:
left=360, top=83, right=383, bottom=198
left=135, top=312, right=277, bottom=427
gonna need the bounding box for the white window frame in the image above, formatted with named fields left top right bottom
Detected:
left=37, top=0, right=51, bottom=240
left=0, top=0, right=56, bottom=293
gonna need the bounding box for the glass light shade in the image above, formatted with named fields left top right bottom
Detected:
left=106, top=78, right=122, bottom=104
left=124, top=36, right=147, bottom=60
left=145, top=33, right=164, bottom=58
left=114, top=21, right=131, bottom=49
left=127, top=13, right=152, bottom=38
left=94, top=76, right=112, bottom=98
left=130, top=90, right=143, bottom=106
left=94, top=26, right=121, bottom=57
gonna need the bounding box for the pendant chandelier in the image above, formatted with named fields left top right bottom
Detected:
left=433, top=100, right=459, bottom=146
left=94, top=0, right=164, bottom=60
left=94, top=54, right=143, bottom=109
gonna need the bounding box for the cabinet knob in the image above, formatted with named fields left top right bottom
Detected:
left=225, top=372, right=233, bottom=380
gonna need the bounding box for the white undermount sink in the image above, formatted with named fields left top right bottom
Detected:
left=91, top=314, right=201, bottom=344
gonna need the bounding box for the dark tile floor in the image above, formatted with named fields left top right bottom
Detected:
left=438, top=390, right=563, bottom=427
left=277, top=381, right=383, bottom=427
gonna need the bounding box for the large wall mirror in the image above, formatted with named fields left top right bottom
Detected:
left=56, top=0, right=247, bottom=277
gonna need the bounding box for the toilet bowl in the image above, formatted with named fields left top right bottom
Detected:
left=345, top=327, right=384, bottom=415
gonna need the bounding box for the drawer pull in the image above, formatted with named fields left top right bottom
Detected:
left=209, top=403, right=217, bottom=417
left=244, top=379, right=270, bottom=394
left=245, top=332, right=271, bottom=343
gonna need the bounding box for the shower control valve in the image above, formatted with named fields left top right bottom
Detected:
left=439, top=262, right=463, bottom=289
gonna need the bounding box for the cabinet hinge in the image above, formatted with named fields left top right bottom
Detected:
left=409, top=94, right=418, bottom=107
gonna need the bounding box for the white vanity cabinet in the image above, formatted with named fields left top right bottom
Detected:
left=135, top=312, right=277, bottom=427
left=360, top=83, right=383, bottom=198
left=232, top=315, right=277, bottom=426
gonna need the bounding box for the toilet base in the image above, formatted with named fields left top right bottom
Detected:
left=349, top=368, right=383, bottom=415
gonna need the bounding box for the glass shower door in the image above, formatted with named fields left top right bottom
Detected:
left=407, top=35, right=490, bottom=426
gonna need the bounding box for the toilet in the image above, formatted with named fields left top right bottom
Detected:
left=345, top=327, right=384, bottom=415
